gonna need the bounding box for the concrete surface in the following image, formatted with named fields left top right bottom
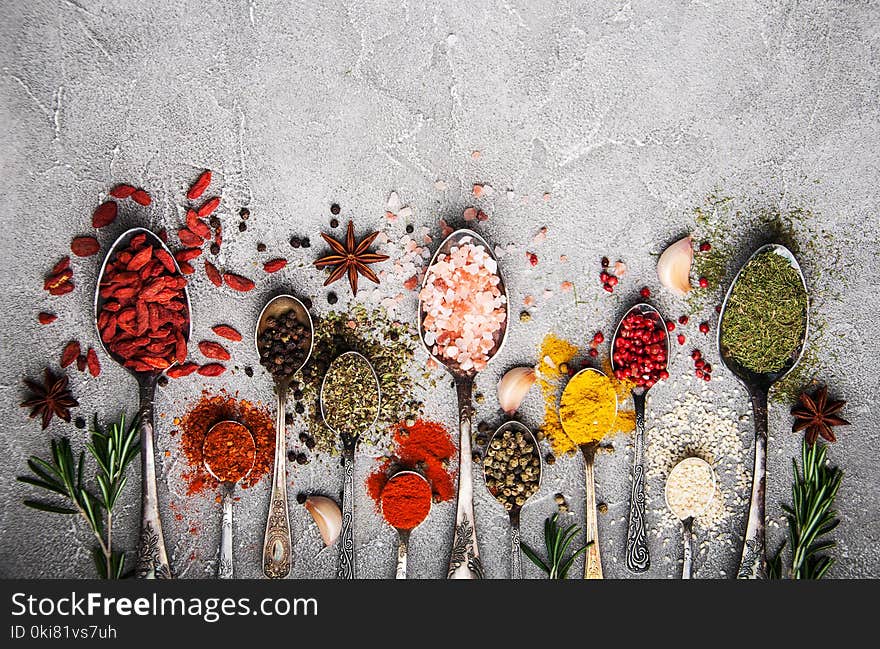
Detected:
left=0, top=0, right=878, bottom=579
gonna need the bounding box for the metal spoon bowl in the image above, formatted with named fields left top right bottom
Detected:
left=717, top=243, right=808, bottom=579
left=559, top=367, right=618, bottom=579
left=94, top=227, right=192, bottom=579
left=382, top=470, right=432, bottom=579
left=418, top=228, right=508, bottom=579
left=203, top=421, right=256, bottom=579
left=664, top=457, right=716, bottom=580
left=320, top=350, right=380, bottom=579
left=255, top=293, right=314, bottom=579
left=610, top=301, right=670, bottom=574
left=483, top=421, right=542, bottom=579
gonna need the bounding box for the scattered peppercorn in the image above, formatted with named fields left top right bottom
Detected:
left=239, top=208, right=250, bottom=220
left=209, top=215, right=221, bottom=229
left=290, top=237, right=301, bottom=248
left=327, top=292, right=338, bottom=305
left=519, top=310, right=532, bottom=322
left=545, top=452, right=556, bottom=465
left=301, top=297, right=313, bottom=310
left=294, top=402, right=305, bottom=414
left=405, top=224, right=414, bottom=234
left=295, top=452, right=308, bottom=465
left=158, top=375, right=169, bottom=387
left=601, top=256, right=609, bottom=268
left=210, top=242, right=220, bottom=255
left=301, top=237, right=310, bottom=248
left=244, top=366, right=254, bottom=377
left=287, top=450, right=296, bottom=463
left=330, top=203, right=341, bottom=215
left=257, top=242, right=267, bottom=252
left=296, top=492, right=307, bottom=504
left=74, top=416, right=86, bottom=430
left=598, top=502, right=608, bottom=514
left=238, top=222, right=247, bottom=232
left=330, top=218, right=339, bottom=228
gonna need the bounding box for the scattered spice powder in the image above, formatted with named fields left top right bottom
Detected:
left=177, top=391, right=275, bottom=495
left=367, top=419, right=457, bottom=508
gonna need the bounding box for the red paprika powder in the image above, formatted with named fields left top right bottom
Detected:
left=380, top=473, right=432, bottom=530
left=202, top=421, right=256, bottom=483
left=367, top=418, right=456, bottom=510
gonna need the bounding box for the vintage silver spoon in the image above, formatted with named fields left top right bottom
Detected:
left=610, top=301, right=670, bottom=574
left=483, top=421, right=542, bottom=579
left=418, top=228, right=509, bottom=579
left=94, top=227, right=191, bottom=579
left=559, top=367, right=618, bottom=579
left=202, top=421, right=256, bottom=579
left=718, top=243, right=808, bottom=579
left=255, top=294, right=314, bottom=579
left=320, top=350, right=380, bottom=580
left=382, top=470, right=432, bottom=580
left=664, top=457, right=716, bottom=580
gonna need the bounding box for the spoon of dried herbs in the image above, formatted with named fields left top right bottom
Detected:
left=718, top=243, right=808, bottom=579
left=320, top=350, right=380, bottom=579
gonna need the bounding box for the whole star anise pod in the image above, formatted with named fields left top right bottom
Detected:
left=791, top=385, right=849, bottom=444
left=313, top=220, right=389, bottom=295
left=20, top=368, right=79, bottom=429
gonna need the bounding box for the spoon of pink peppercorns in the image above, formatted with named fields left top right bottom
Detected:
left=610, top=301, right=670, bottom=575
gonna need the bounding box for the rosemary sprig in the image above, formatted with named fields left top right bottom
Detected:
left=18, top=414, right=139, bottom=578
left=769, top=437, right=843, bottom=579
left=521, top=513, right=591, bottom=579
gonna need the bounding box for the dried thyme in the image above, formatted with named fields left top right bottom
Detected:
left=321, top=353, right=379, bottom=440
left=720, top=250, right=807, bottom=374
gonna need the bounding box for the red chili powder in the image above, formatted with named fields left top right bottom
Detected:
left=177, top=391, right=275, bottom=495
left=367, top=419, right=457, bottom=509
left=381, top=473, right=432, bottom=530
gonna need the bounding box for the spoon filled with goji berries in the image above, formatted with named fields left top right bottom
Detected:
left=94, top=227, right=192, bottom=579
left=610, top=302, right=670, bottom=575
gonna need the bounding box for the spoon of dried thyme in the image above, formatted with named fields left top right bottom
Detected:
left=717, top=243, right=809, bottom=579
left=320, top=351, right=380, bottom=580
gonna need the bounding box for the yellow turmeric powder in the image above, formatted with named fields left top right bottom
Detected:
left=538, top=333, right=636, bottom=454
left=558, top=370, right=617, bottom=450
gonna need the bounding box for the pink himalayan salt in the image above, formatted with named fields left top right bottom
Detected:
left=561, top=281, right=573, bottom=292
left=463, top=207, right=478, bottom=221
left=439, top=219, right=453, bottom=237
left=473, top=184, right=484, bottom=197
left=523, top=295, right=535, bottom=307
left=420, top=239, right=507, bottom=372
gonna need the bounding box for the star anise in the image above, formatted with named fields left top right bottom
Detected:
left=313, top=220, right=389, bottom=295
left=791, top=385, right=849, bottom=445
left=20, top=368, right=79, bottom=429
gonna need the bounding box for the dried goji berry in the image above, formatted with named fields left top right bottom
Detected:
left=167, top=362, right=199, bottom=378
left=49, top=281, right=75, bottom=296
left=198, top=340, right=230, bottom=361
left=205, top=261, right=222, bottom=287
left=189, top=216, right=212, bottom=240
left=131, top=189, right=152, bottom=206
left=223, top=273, right=255, bottom=292
left=263, top=258, right=287, bottom=273
left=197, top=197, right=220, bottom=218
left=38, top=312, right=57, bottom=325
left=86, top=348, right=101, bottom=377
left=127, top=246, right=153, bottom=271
left=92, top=201, right=118, bottom=228
left=61, top=340, right=80, bottom=368
left=198, top=363, right=226, bottom=377
left=178, top=227, right=203, bottom=246
left=212, top=324, right=242, bottom=342
left=175, top=248, right=202, bottom=262
left=187, top=170, right=212, bottom=200
left=45, top=268, right=73, bottom=291
left=76, top=355, right=87, bottom=372
left=155, top=248, right=176, bottom=273
left=178, top=260, right=195, bottom=275
left=71, top=236, right=100, bottom=257
left=49, top=257, right=70, bottom=276
left=157, top=228, right=168, bottom=243
left=109, top=184, right=137, bottom=199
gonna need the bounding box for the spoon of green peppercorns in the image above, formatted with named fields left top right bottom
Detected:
left=483, top=420, right=542, bottom=579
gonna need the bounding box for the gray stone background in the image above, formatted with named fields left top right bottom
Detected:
left=0, top=0, right=878, bottom=579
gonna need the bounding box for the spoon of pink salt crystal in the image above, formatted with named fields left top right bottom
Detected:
left=418, top=228, right=509, bottom=579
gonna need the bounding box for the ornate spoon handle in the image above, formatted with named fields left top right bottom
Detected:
left=738, top=387, right=768, bottom=579
left=447, top=377, right=482, bottom=579
left=135, top=379, right=172, bottom=579
left=395, top=529, right=410, bottom=579
left=509, top=511, right=523, bottom=579
left=262, top=388, right=291, bottom=579
left=581, top=443, right=603, bottom=579
left=625, top=391, right=650, bottom=573
left=218, top=483, right=234, bottom=579
left=337, top=446, right=356, bottom=579
left=681, top=516, right=695, bottom=579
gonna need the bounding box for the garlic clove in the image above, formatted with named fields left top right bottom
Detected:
left=304, top=496, right=342, bottom=547
left=497, top=366, right=537, bottom=414
left=657, top=236, right=694, bottom=295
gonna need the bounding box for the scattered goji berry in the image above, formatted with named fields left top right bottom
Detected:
left=109, top=184, right=137, bottom=199
left=212, top=325, right=242, bottom=342
left=205, top=261, right=222, bottom=287
left=92, top=201, right=118, bottom=228
left=197, top=197, right=220, bottom=218
left=38, top=312, right=57, bottom=325
left=61, top=341, right=80, bottom=368
left=187, top=170, right=212, bottom=200
left=71, top=236, right=100, bottom=257
left=198, top=363, right=227, bottom=377
left=131, top=189, right=152, bottom=206
left=223, top=273, right=255, bottom=292
left=86, top=348, right=101, bottom=377
left=263, top=258, right=287, bottom=273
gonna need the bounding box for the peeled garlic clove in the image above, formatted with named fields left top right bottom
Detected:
left=657, top=236, right=694, bottom=295
left=497, top=366, right=537, bottom=414
left=304, top=496, right=342, bottom=547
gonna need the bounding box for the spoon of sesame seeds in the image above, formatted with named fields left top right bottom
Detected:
left=665, top=457, right=716, bottom=579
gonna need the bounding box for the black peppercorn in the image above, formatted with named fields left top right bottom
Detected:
left=239, top=208, right=250, bottom=220
left=301, top=237, right=310, bottom=248
left=290, top=237, right=301, bottom=248
left=330, top=218, right=339, bottom=228
left=330, top=203, right=341, bottom=215
left=296, top=453, right=308, bottom=465
left=293, top=389, right=303, bottom=400
left=294, top=402, right=305, bottom=414
left=244, top=366, right=254, bottom=377
left=157, top=375, right=168, bottom=387
left=74, top=417, right=86, bottom=430
left=210, top=243, right=220, bottom=255
left=406, top=224, right=414, bottom=234
left=327, top=292, right=338, bottom=305
left=305, top=437, right=316, bottom=450
left=285, top=412, right=294, bottom=426
left=296, top=492, right=307, bottom=504
left=287, top=450, right=296, bottom=463
left=256, top=242, right=267, bottom=252
left=209, top=215, right=221, bottom=229
left=301, top=297, right=313, bottom=309
left=238, top=222, right=247, bottom=232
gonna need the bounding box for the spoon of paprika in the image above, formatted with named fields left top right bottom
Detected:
left=202, top=420, right=256, bottom=579
left=380, top=470, right=432, bottom=579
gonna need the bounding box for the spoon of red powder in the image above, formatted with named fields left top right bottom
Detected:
left=380, top=470, right=432, bottom=579
left=202, top=420, right=256, bottom=579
